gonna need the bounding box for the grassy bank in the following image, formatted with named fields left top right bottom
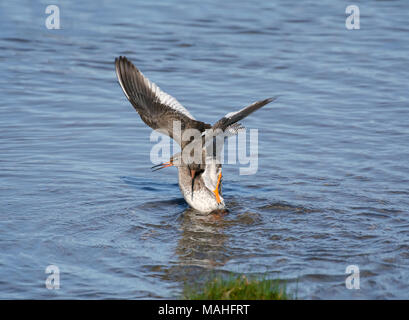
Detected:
left=183, top=275, right=290, bottom=300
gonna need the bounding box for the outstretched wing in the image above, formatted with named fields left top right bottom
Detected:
left=212, top=97, right=276, bottom=132
left=115, top=56, right=210, bottom=147
left=200, top=97, right=276, bottom=159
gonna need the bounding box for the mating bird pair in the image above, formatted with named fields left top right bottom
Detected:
left=115, top=56, right=275, bottom=214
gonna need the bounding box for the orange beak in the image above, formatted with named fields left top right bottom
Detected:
left=213, top=172, right=222, bottom=204
left=151, top=161, right=173, bottom=171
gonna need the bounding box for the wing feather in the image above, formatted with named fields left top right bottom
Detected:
left=115, top=56, right=210, bottom=147
left=212, top=97, right=276, bottom=132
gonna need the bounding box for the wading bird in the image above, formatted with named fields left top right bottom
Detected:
left=115, top=56, right=274, bottom=214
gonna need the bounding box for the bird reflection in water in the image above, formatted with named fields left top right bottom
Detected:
left=175, top=207, right=231, bottom=269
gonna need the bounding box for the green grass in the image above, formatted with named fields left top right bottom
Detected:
left=183, top=275, right=290, bottom=300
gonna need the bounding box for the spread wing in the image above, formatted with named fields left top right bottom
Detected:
left=212, top=97, right=276, bottom=132
left=201, top=97, right=276, bottom=159
left=115, top=56, right=210, bottom=147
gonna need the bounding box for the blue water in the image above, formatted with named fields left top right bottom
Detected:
left=1, top=0, right=409, bottom=299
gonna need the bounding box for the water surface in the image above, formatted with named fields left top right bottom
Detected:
left=1, top=0, right=409, bottom=299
